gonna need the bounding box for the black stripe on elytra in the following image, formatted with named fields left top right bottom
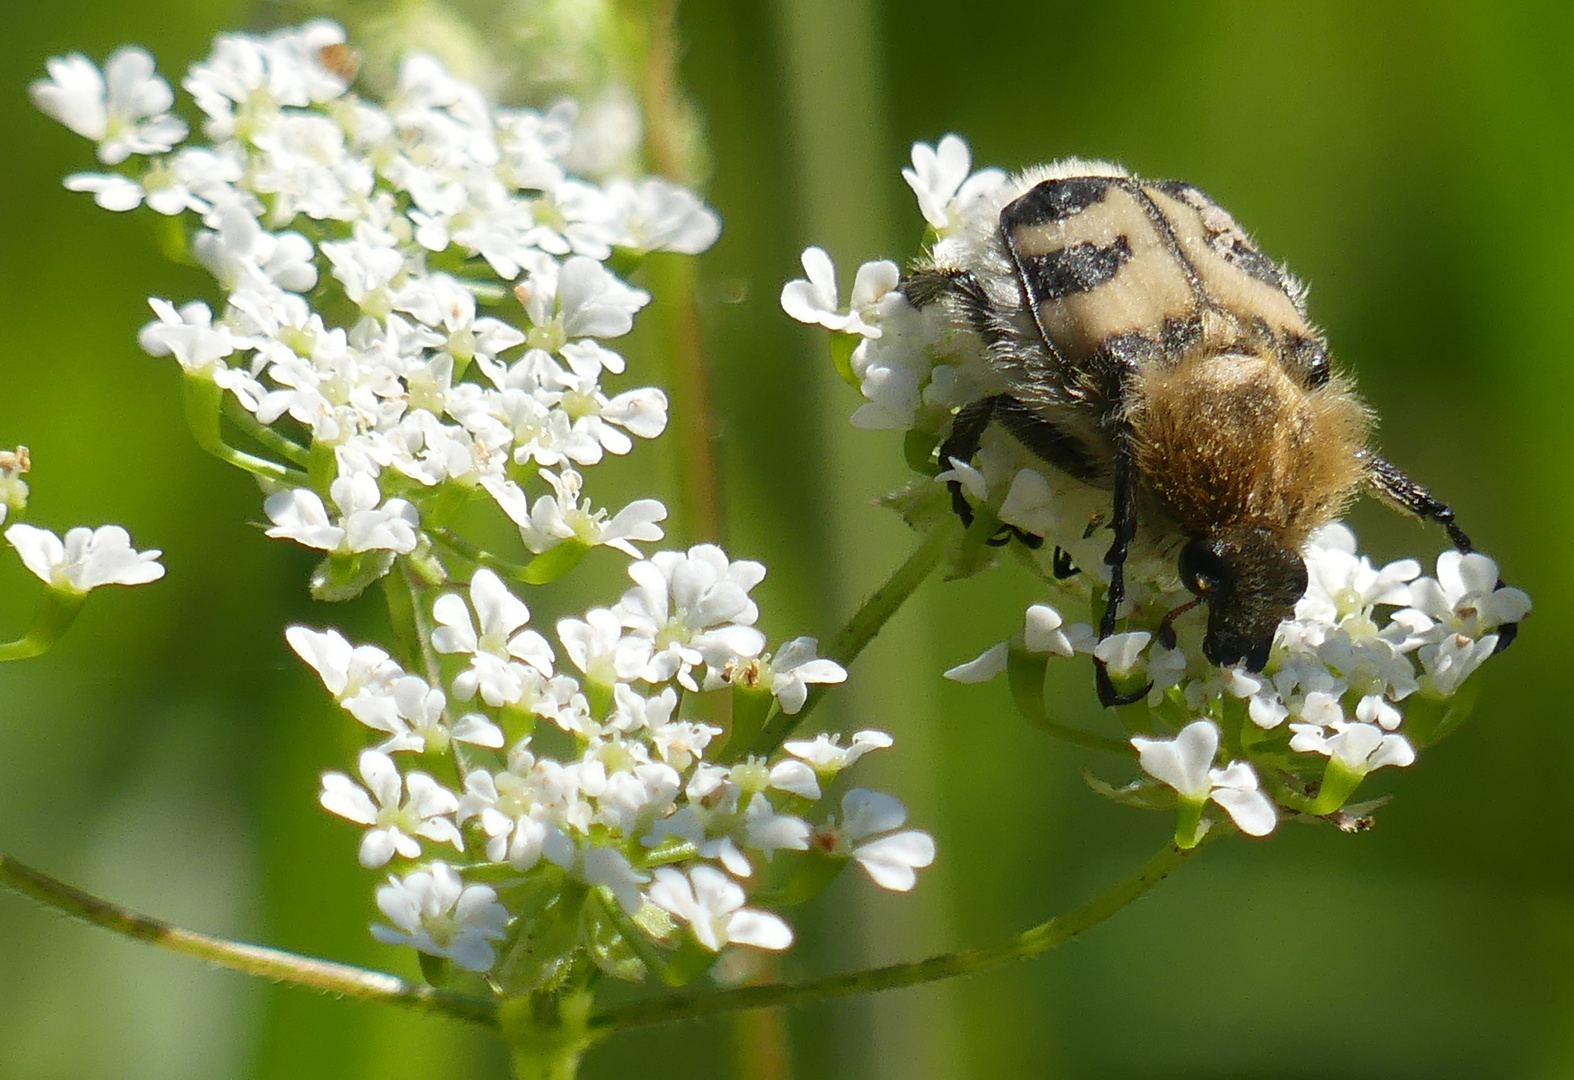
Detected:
left=1219, top=235, right=1285, bottom=288
left=1000, top=175, right=1114, bottom=228
left=1123, top=179, right=1207, bottom=309
left=1020, top=235, right=1133, bottom=300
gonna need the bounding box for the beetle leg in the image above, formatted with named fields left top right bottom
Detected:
left=1363, top=452, right=1517, bottom=652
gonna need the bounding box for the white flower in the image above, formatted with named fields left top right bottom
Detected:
left=319, top=750, right=462, bottom=867
left=137, top=299, right=240, bottom=374
left=487, top=470, right=666, bottom=558
left=1415, top=632, right=1500, bottom=698
left=647, top=865, right=792, bottom=952
left=901, top=134, right=1006, bottom=233
left=780, top=248, right=900, bottom=338
left=285, top=626, right=404, bottom=733
left=371, top=863, right=508, bottom=972
left=31, top=48, right=186, bottom=164
left=828, top=789, right=936, bottom=892
left=430, top=568, right=555, bottom=706
left=784, top=730, right=893, bottom=777
left=617, top=544, right=767, bottom=690
left=556, top=607, right=653, bottom=687
left=1288, top=720, right=1416, bottom=775
left=1130, top=720, right=1277, bottom=836
left=607, top=177, right=721, bottom=255
left=1297, top=523, right=1419, bottom=633
left=1095, top=631, right=1152, bottom=678
left=750, top=637, right=847, bottom=714
left=5, top=523, right=164, bottom=594
left=381, top=675, right=504, bottom=755
left=1402, top=550, right=1531, bottom=642
left=518, top=256, right=651, bottom=339
left=263, top=473, right=419, bottom=555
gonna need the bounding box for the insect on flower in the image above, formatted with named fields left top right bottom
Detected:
left=903, top=159, right=1518, bottom=706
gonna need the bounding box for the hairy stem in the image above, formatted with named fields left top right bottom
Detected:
left=589, top=833, right=1210, bottom=1036
left=0, top=851, right=499, bottom=1027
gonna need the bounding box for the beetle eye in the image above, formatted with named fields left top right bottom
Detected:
left=1178, top=537, right=1231, bottom=596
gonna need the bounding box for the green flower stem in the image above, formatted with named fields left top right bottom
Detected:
left=181, top=376, right=307, bottom=485
left=0, top=850, right=498, bottom=1028
left=752, top=521, right=956, bottom=754
left=0, top=590, right=85, bottom=661
left=587, top=833, right=1211, bottom=1037
left=219, top=393, right=311, bottom=466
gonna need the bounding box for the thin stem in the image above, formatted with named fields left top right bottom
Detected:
left=0, top=850, right=498, bottom=1028
left=220, top=394, right=311, bottom=466
left=753, top=522, right=954, bottom=753
left=1032, top=722, right=1132, bottom=756
left=589, top=833, right=1211, bottom=1036
left=630, top=0, right=724, bottom=546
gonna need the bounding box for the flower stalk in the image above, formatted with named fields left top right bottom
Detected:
left=0, top=850, right=499, bottom=1027
left=588, top=833, right=1211, bottom=1036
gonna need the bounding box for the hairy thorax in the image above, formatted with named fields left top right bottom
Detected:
left=1126, top=351, right=1372, bottom=551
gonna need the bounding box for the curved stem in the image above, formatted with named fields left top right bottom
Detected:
left=220, top=394, right=311, bottom=466
left=0, top=851, right=498, bottom=1028
left=0, top=590, right=84, bottom=661
left=1032, top=721, right=1131, bottom=756
left=589, top=832, right=1210, bottom=1036
left=752, top=521, right=954, bottom=753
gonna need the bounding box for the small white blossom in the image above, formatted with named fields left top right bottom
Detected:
left=780, top=247, right=900, bottom=338
left=1402, top=550, right=1531, bottom=642
left=371, top=863, right=508, bottom=972
left=319, top=750, right=462, bottom=867
left=784, top=730, right=893, bottom=777
left=648, top=865, right=792, bottom=952
left=263, top=474, right=419, bottom=555
left=617, top=544, right=767, bottom=691
left=1131, top=720, right=1276, bottom=837
left=826, top=789, right=937, bottom=892
left=31, top=48, right=186, bottom=164
left=1288, top=720, right=1416, bottom=775
left=747, top=637, right=846, bottom=714
left=430, top=569, right=555, bottom=706
left=5, top=523, right=164, bottom=594
left=901, top=134, right=1006, bottom=234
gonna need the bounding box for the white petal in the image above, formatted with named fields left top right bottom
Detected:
left=854, top=831, right=936, bottom=891
left=943, top=642, right=1007, bottom=683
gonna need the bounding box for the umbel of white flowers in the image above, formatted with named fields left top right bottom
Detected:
left=782, top=134, right=1530, bottom=846
left=31, top=23, right=937, bottom=985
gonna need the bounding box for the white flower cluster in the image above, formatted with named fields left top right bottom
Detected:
left=32, top=21, right=721, bottom=582
left=36, top=25, right=936, bottom=983
left=295, top=557, right=930, bottom=976
left=784, top=134, right=1530, bottom=840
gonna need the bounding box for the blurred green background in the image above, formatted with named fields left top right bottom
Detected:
left=2, top=1, right=1570, bottom=1077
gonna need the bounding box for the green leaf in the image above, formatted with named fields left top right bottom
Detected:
left=309, top=550, right=397, bottom=602
left=520, top=541, right=589, bottom=585
left=1083, top=769, right=1174, bottom=810
left=494, top=883, right=588, bottom=996
left=722, top=683, right=775, bottom=760
left=903, top=428, right=941, bottom=475
left=418, top=951, right=452, bottom=987
left=581, top=901, right=647, bottom=983
left=828, top=331, right=860, bottom=387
